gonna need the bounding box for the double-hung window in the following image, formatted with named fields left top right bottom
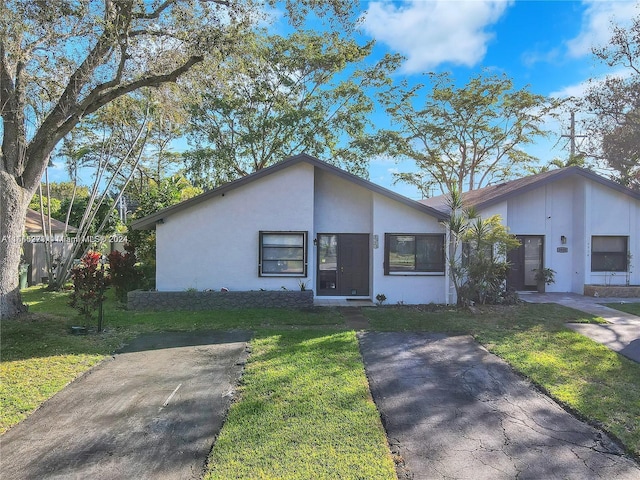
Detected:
left=259, top=231, right=307, bottom=276
left=385, top=234, right=445, bottom=274
left=591, top=236, right=628, bottom=272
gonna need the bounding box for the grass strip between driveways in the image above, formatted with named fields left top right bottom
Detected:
left=203, top=330, right=396, bottom=480
left=604, top=302, right=640, bottom=316
left=366, top=303, right=640, bottom=458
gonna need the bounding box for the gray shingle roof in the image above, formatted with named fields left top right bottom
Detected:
left=25, top=208, right=78, bottom=234
left=420, top=167, right=640, bottom=213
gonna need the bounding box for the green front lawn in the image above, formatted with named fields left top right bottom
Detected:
left=3, top=287, right=394, bottom=478
left=1, top=286, right=343, bottom=435
left=604, top=302, right=640, bottom=316
left=3, top=287, right=640, bottom=471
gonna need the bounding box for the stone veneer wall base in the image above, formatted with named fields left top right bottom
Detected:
left=583, top=285, right=640, bottom=298
left=127, top=289, right=314, bottom=311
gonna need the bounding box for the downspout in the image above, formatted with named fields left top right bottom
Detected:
left=445, top=227, right=451, bottom=305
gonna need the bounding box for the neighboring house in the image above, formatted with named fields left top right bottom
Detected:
left=23, top=208, right=78, bottom=286
left=422, top=167, right=640, bottom=294
left=132, top=154, right=451, bottom=304
left=133, top=158, right=640, bottom=304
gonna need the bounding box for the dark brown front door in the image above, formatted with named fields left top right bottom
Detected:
left=317, top=234, right=369, bottom=296
left=507, top=235, right=544, bottom=291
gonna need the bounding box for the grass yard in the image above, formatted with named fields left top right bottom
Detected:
left=204, top=331, right=395, bottom=479
left=3, top=287, right=394, bottom=479
left=0, top=353, right=104, bottom=433
left=604, top=302, right=640, bottom=316
left=3, top=287, right=640, bottom=470
left=366, top=303, right=640, bottom=457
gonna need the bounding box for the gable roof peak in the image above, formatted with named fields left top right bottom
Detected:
left=132, top=154, right=448, bottom=229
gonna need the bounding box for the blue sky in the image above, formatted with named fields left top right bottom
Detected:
left=47, top=0, right=638, bottom=199
left=356, top=0, right=638, bottom=198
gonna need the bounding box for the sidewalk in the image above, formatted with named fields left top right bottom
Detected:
left=521, top=292, right=640, bottom=363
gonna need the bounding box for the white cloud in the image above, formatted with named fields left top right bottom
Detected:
left=566, top=0, right=638, bottom=58
left=550, top=67, right=631, bottom=99
left=550, top=80, right=591, bottom=100
left=521, top=47, right=561, bottom=68
left=361, top=0, right=513, bottom=73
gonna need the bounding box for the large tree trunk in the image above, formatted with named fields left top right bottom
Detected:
left=0, top=171, right=31, bottom=318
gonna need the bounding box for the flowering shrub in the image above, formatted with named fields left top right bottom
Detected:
left=108, top=244, right=142, bottom=302
left=69, top=251, right=108, bottom=325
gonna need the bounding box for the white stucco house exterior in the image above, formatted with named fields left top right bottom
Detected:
left=422, top=167, right=640, bottom=294
left=133, top=155, right=640, bottom=304
left=133, top=154, right=451, bottom=304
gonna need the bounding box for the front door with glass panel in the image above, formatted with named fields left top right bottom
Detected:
left=507, top=235, right=544, bottom=290
left=317, top=234, right=369, bottom=296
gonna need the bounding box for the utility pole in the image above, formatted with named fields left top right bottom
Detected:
left=561, top=111, right=586, bottom=158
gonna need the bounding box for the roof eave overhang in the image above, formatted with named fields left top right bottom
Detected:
left=131, top=154, right=448, bottom=230
left=469, top=167, right=640, bottom=212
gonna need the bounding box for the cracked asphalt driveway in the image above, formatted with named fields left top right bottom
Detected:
left=359, top=332, right=640, bottom=480
left=1, top=330, right=251, bottom=480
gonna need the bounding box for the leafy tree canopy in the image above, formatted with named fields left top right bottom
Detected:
left=183, top=29, right=401, bottom=188
left=34, top=181, right=90, bottom=201
left=578, top=11, right=640, bottom=190
left=1, top=0, right=359, bottom=317
left=376, top=71, right=562, bottom=196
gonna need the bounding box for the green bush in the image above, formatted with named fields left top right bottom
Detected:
left=68, top=251, right=108, bottom=325
left=107, top=244, right=143, bottom=302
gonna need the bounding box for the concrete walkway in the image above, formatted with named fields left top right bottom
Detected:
left=339, top=306, right=370, bottom=330
left=521, top=292, right=640, bottom=363
left=359, top=332, right=640, bottom=480
left=0, top=331, right=251, bottom=480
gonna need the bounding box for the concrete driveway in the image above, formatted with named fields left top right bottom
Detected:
left=1, top=330, right=251, bottom=480
left=359, top=332, right=640, bottom=480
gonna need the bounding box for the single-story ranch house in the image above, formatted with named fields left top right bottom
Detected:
left=132, top=154, right=640, bottom=305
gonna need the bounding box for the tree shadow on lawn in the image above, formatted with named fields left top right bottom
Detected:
left=117, top=330, right=253, bottom=353
left=1, top=305, right=345, bottom=362
left=364, top=303, right=603, bottom=336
